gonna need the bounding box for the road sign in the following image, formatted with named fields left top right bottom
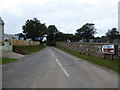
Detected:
left=67, top=39, right=71, bottom=44
left=102, top=45, right=115, bottom=54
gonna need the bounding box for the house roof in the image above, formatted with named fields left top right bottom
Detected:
left=15, top=33, right=25, bottom=37
left=0, top=17, right=5, bottom=25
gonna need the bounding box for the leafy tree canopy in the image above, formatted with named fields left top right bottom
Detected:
left=46, top=25, right=59, bottom=45
left=75, top=23, right=96, bottom=41
left=106, top=28, right=120, bottom=42
left=22, top=18, right=47, bottom=41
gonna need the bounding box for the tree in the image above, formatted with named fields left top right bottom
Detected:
left=106, top=28, right=120, bottom=42
left=54, top=32, right=79, bottom=42
left=61, top=33, right=78, bottom=42
left=46, top=25, right=59, bottom=46
left=22, top=18, right=47, bottom=43
left=54, top=31, right=64, bottom=41
left=94, top=36, right=101, bottom=42
left=75, top=23, right=96, bottom=42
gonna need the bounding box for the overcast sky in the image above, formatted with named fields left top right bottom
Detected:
left=0, top=0, right=119, bottom=37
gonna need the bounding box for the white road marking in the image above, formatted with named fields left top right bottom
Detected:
left=52, top=52, right=55, bottom=57
left=56, top=59, right=70, bottom=77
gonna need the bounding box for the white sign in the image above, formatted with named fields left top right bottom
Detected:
left=67, top=39, right=71, bottom=44
left=102, top=45, right=115, bottom=54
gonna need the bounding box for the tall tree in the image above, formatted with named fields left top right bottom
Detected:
left=106, top=28, right=120, bottom=42
left=46, top=25, right=58, bottom=45
left=75, top=23, right=96, bottom=41
left=22, top=18, right=47, bottom=42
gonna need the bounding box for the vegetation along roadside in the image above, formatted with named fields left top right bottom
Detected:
left=13, top=44, right=45, bottom=55
left=0, top=58, right=17, bottom=64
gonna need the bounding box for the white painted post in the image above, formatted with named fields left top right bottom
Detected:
left=118, top=2, right=120, bottom=33
left=0, top=17, right=4, bottom=43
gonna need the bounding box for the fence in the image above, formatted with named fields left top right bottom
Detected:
left=56, top=42, right=120, bottom=60
left=8, top=39, right=40, bottom=46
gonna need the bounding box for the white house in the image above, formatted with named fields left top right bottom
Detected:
left=0, top=17, right=13, bottom=51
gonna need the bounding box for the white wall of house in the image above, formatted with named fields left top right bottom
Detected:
left=0, top=17, right=4, bottom=43
left=19, top=37, right=24, bottom=40
left=13, top=35, right=19, bottom=40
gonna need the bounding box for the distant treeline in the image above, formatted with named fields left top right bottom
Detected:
left=22, top=18, right=120, bottom=45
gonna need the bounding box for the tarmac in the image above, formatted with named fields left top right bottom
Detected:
left=2, top=47, right=118, bottom=88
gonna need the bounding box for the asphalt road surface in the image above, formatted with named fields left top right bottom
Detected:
left=2, top=47, right=118, bottom=88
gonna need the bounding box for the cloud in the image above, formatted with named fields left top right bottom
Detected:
left=0, top=0, right=119, bottom=36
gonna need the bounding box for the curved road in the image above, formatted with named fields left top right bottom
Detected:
left=2, top=47, right=118, bottom=88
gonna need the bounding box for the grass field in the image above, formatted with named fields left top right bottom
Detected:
left=0, top=58, right=17, bottom=64
left=56, top=46, right=119, bottom=73
left=13, top=45, right=45, bottom=55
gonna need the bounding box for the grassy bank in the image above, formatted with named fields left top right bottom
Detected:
left=0, top=58, right=17, bottom=64
left=56, top=46, right=119, bottom=73
left=13, top=45, right=45, bottom=55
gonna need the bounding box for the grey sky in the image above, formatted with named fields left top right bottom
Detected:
left=0, top=0, right=119, bottom=36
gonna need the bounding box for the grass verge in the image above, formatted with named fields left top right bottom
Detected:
left=13, top=45, right=45, bottom=55
left=55, top=46, right=119, bottom=73
left=0, top=58, right=17, bottom=64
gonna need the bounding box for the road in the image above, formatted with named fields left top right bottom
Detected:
left=2, top=47, right=118, bottom=88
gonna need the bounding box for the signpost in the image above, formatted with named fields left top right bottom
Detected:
left=102, top=45, right=115, bottom=54
left=67, top=39, right=71, bottom=44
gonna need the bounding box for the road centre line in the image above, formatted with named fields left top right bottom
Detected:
left=51, top=50, right=70, bottom=77
left=52, top=52, right=55, bottom=57
left=56, top=58, right=70, bottom=77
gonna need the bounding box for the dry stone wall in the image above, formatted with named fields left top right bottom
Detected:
left=56, top=42, right=120, bottom=60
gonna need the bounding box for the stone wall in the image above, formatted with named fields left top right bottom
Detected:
left=56, top=42, right=120, bottom=60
